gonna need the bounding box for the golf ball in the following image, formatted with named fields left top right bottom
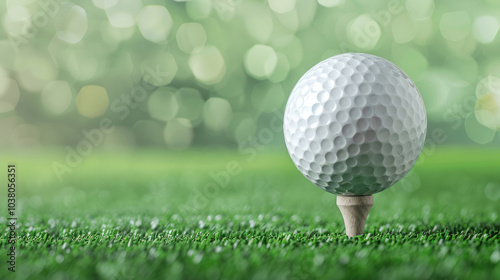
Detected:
left=284, top=53, right=426, bottom=196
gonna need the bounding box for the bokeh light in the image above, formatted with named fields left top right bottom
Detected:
left=0, top=77, right=20, bottom=113
left=14, top=48, right=57, bottom=92
left=484, top=182, right=500, bottom=201
left=269, top=53, right=290, bottom=83
left=269, top=0, right=296, bottom=14
left=136, top=5, right=173, bottom=43
left=275, top=8, right=299, bottom=32
left=2, top=4, right=31, bottom=36
left=76, top=85, right=109, bottom=118
left=176, top=23, right=206, bottom=54
left=54, top=3, right=88, bottom=44
left=475, top=95, right=500, bottom=131
left=41, top=81, right=72, bottom=115
left=92, top=0, right=118, bottom=10
left=147, top=87, right=179, bottom=122
left=105, top=0, right=142, bottom=28
left=317, top=0, right=344, bottom=8
left=141, top=52, right=177, bottom=86
left=188, top=46, right=226, bottom=84
left=476, top=76, right=500, bottom=97
left=101, top=20, right=135, bottom=43
left=1, top=0, right=500, bottom=150
left=473, top=16, right=499, bottom=44
left=244, top=45, right=278, bottom=80
left=203, top=97, right=232, bottom=133
left=475, top=76, right=500, bottom=130
left=186, top=0, right=212, bottom=20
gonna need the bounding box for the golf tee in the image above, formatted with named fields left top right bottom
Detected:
left=337, top=195, right=373, bottom=238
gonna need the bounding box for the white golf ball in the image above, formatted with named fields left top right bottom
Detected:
left=284, top=53, right=427, bottom=196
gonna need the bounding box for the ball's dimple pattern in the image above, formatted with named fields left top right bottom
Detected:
left=284, top=53, right=427, bottom=196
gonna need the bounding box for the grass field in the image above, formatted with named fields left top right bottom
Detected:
left=1, top=147, right=500, bottom=279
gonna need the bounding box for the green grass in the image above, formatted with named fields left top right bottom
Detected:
left=1, top=147, right=500, bottom=279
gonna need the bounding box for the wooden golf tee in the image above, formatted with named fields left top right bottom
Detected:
left=337, top=195, right=373, bottom=238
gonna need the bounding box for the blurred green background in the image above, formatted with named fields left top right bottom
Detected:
left=1, top=0, right=500, bottom=150
left=2, top=1, right=500, bottom=279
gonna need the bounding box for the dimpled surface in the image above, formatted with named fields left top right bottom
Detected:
left=284, top=53, right=427, bottom=196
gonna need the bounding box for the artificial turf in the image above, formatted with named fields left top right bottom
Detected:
left=1, top=147, right=500, bottom=279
